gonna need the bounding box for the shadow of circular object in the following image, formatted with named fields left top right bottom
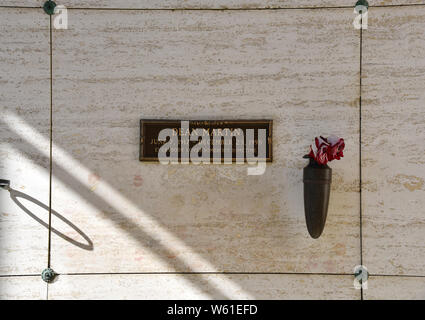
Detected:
left=8, top=188, right=93, bottom=251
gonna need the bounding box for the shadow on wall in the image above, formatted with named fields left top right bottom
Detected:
left=2, top=110, right=345, bottom=298
left=2, top=119, right=234, bottom=299
left=7, top=188, right=93, bottom=251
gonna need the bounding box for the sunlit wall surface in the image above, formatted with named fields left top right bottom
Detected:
left=0, top=1, right=424, bottom=299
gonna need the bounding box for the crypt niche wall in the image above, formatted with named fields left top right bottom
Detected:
left=0, top=1, right=424, bottom=300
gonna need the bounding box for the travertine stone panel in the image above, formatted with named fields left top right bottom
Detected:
left=56, top=1, right=355, bottom=9
left=0, top=276, right=46, bottom=300
left=1, top=1, right=422, bottom=9
left=362, top=7, right=425, bottom=276
left=0, top=8, right=50, bottom=275
left=364, top=276, right=425, bottom=300
left=48, top=274, right=359, bottom=299
left=51, top=8, right=361, bottom=274
left=51, top=9, right=360, bottom=275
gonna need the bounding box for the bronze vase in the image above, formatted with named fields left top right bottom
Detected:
left=303, top=158, right=332, bottom=239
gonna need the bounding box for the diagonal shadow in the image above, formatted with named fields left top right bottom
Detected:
left=7, top=188, right=93, bottom=251
left=2, top=120, right=232, bottom=299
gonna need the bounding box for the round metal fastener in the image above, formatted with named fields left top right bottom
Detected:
left=41, top=268, right=56, bottom=283
left=354, top=265, right=369, bottom=283
left=43, top=1, right=57, bottom=15
left=355, top=0, right=369, bottom=9
left=0, top=179, right=10, bottom=190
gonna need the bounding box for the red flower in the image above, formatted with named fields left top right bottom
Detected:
left=307, top=135, right=344, bottom=165
left=327, top=135, right=345, bottom=161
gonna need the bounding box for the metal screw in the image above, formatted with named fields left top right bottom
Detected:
left=0, top=179, right=10, bottom=191
left=355, top=0, right=369, bottom=9
left=41, top=268, right=56, bottom=283
left=354, top=265, right=369, bottom=284
left=43, top=1, right=57, bottom=15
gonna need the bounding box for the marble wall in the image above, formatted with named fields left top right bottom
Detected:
left=0, top=1, right=424, bottom=300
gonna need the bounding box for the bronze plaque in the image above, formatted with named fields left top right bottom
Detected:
left=140, top=119, right=272, bottom=163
